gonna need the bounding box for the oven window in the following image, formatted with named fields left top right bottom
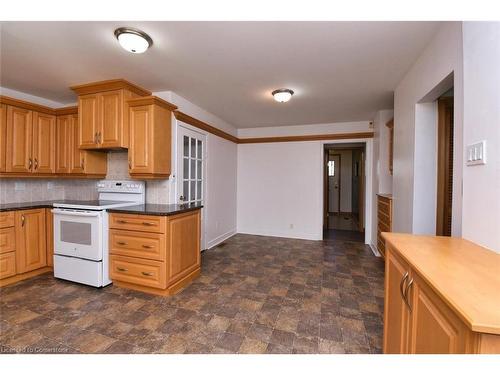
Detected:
left=60, top=221, right=92, bottom=245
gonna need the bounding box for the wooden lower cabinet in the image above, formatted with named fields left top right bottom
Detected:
left=384, top=243, right=500, bottom=354
left=383, top=249, right=411, bottom=353
left=109, top=209, right=201, bottom=296
left=15, top=209, right=47, bottom=273
left=0, top=209, right=51, bottom=287
left=377, top=194, right=392, bottom=258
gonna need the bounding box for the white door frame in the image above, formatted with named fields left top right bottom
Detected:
left=173, top=120, right=208, bottom=250
left=319, top=139, right=374, bottom=247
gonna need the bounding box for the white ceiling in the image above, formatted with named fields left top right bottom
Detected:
left=0, top=21, right=440, bottom=128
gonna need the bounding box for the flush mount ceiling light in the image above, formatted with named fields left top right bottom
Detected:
left=272, top=88, right=294, bottom=103
left=114, top=27, right=153, bottom=54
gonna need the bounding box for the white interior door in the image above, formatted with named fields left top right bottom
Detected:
left=328, top=155, right=341, bottom=213
left=177, top=125, right=207, bottom=249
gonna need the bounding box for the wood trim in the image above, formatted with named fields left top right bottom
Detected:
left=0, top=95, right=56, bottom=115
left=70, top=79, right=151, bottom=96
left=237, top=132, right=374, bottom=144
left=128, top=96, right=178, bottom=111
left=174, top=110, right=239, bottom=143
left=113, top=267, right=200, bottom=296
left=0, top=266, right=52, bottom=287
left=54, top=106, right=78, bottom=116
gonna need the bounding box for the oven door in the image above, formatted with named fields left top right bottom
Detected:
left=53, top=208, right=103, bottom=261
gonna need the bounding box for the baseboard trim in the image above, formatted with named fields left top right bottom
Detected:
left=237, top=229, right=322, bottom=241
left=207, top=229, right=237, bottom=249
left=369, top=243, right=381, bottom=257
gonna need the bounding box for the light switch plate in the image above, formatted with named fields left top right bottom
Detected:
left=466, top=140, right=486, bottom=166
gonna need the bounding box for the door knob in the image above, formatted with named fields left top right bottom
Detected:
left=179, top=195, right=186, bottom=202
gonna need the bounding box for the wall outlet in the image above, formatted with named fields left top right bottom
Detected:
left=466, top=141, right=487, bottom=166
left=14, top=182, right=26, bottom=191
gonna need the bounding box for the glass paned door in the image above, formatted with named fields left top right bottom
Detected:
left=179, top=134, right=204, bottom=205
left=177, top=124, right=206, bottom=248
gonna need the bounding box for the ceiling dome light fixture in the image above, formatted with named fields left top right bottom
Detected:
left=272, top=88, right=294, bottom=103
left=114, top=27, right=153, bottom=54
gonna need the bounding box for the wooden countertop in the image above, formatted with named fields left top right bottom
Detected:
left=382, top=233, right=500, bottom=335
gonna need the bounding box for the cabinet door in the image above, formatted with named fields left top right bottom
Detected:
left=167, top=211, right=201, bottom=285
left=6, top=105, right=32, bottom=173
left=69, top=114, right=85, bottom=174
left=15, top=209, right=47, bottom=273
left=129, top=104, right=152, bottom=174
left=56, top=115, right=71, bottom=173
left=99, top=90, right=122, bottom=148
left=383, top=247, right=411, bottom=353
left=0, top=104, right=6, bottom=172
left=79, top=94, right=99, bottom=149
left=407, top=273, right=471, bottom=354
left=32, top=112, right=56, bottom=174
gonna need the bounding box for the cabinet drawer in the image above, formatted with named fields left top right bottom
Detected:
left=0, top=252, right=16, bottom=279
left=378, top=221, right=391, bottom=233
left=110, top=255, right=166, bottom=289
left=0, top=227, right=16, bottom=254
left=109, top=213, right=165, bottom=233
left=110, top=229, right=165, bottom=261
left=0, top=212, right=15, bottom=229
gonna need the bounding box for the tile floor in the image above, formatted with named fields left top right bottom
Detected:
left=0, top=234, right=385, bottom=354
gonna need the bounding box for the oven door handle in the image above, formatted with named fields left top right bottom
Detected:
left=52, top=208, right=102, bottom=217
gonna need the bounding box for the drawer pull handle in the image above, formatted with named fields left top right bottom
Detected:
left=404, top=278, right=414, bottom=312
left=142, top=245, right=153, bottom=249
left=117, top=267, right=128, bottom=272
left=117, top=241, right=128, bottom=246
left=399, top=271, right=409, bottom=302
left=142, top=271, right=153, bottom=276
left=117, top=220, right=128, bottom=224
left=142, top=222, right=154, bottom=226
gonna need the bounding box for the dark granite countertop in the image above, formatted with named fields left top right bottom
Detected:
left=107, top=203, right=203, bottom=216
left=0, top=200, right=56, bottom=212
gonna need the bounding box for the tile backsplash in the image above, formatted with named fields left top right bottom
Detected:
left=0, top=151, right=171, bottom=205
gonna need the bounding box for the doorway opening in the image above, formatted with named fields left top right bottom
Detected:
left=436, top=89, right=454, bottom=236
left=323, top=143, right=366, bottom=242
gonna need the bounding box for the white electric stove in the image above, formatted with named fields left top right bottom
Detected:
left=52, top=180, right=145, bottom=287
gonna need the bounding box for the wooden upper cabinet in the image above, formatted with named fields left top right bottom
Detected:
left=99, top=90, right=122, bottom=148
left=6, top=105, right=32, bottom=173
left=69, top=113, right=85, bottom=174
left=0, top=104, right=6, bottom=172
left=128, top=96, right=177, bottom=179
left=32, top=112, right=56, bottom=174
left=15, top=209, right=47, bottom=274
left=383, top=248, right=411, bottom=354
left=56, top=114, right=71, bottom=173
left=71, top=79, right=151, bottom=150
left=78, top=94, right=99, bottom=149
